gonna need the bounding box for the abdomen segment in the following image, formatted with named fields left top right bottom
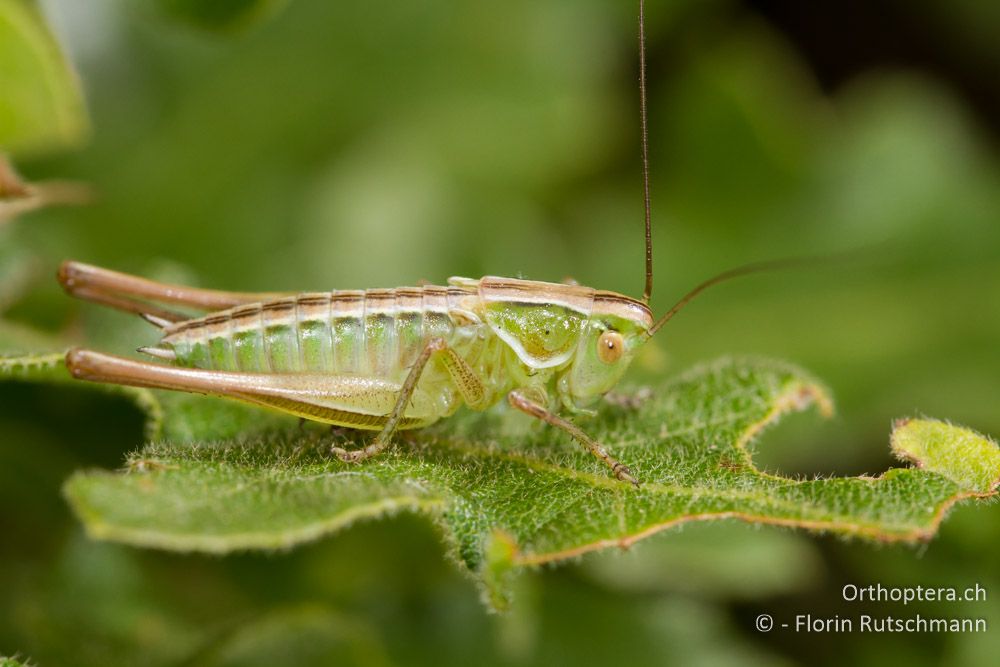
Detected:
left=159, top=285, right=472, bottom=382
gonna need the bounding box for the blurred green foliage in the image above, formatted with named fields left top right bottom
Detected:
left=149, top=0, right=290, bottom=33
left=1, top=0, right=998, bottom=665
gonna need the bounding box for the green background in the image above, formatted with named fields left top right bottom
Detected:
left=2, top=0, right=998, bottom=664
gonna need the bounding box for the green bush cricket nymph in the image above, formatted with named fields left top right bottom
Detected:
left=57, top=1, right=795, bottom=486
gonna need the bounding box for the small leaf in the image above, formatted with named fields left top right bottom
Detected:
left=45, top=357, right=999, bottom=609
left=891, top=418, right=1000, bottom=495
left=0, top=0, right=89, bottom=154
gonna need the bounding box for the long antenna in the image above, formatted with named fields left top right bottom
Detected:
left=639, top=0, right=654, bottom=304
left=646, top=255, right=845, bottom=336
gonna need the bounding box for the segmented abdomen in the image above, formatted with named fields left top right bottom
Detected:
left=161, top=285, right=478, bottom=381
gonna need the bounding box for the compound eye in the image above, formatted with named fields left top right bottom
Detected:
left=597, top=330, right=624, bottom=364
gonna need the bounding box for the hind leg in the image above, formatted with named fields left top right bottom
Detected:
left=58, top=261, right=294, bottom=320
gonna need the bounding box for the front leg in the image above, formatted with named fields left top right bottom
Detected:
left=507, top=390, right=640, bottom=487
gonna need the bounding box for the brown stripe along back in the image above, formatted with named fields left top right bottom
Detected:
left=160, top=283, right=482, bottom=381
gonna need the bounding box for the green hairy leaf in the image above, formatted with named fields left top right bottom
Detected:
left=5, top=353, right=993, bottom=609
left=0, top=0, right=88, bottom=154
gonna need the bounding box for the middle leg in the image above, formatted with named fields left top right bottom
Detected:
left=331, top=337, right=452, bottom=463
left=331, top=336, right=491, bottom=463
